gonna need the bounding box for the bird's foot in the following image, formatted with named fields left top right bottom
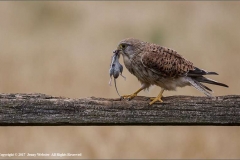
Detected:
left=121, top=93, right=137, bottom=100
left=149, top=96, right=163, bottom=105
left=150, top=96, right=164, bottom=100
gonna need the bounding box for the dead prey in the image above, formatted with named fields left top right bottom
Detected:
left=109, top=50, right=126, bottom=97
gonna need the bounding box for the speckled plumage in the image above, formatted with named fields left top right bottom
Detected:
left=141, top=44, right=194, bottom=78
left=115, top=38, right=228, bottom=102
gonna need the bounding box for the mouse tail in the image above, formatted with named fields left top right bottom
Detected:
left=114, top=78, right=121, bottom=97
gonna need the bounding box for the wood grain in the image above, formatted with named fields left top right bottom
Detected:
left=0, top=93, right=239, bottom=126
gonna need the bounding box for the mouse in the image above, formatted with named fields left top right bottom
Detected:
left=109, top=50, right=126, bottom=97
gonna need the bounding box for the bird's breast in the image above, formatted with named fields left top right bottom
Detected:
left=122, top=55, right=134, bottom=74
left=123, top=54, right=152, bottom=83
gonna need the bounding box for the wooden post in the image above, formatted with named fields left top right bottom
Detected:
left=0, top=93, right=239, bottom=126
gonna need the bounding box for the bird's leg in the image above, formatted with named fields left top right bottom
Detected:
left=122, top=84, right=148, bottom=100
left=149, top=89, right=165, bottom=105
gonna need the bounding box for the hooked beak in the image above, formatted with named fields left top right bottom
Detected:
left=113, top=45, right=125, bottom=55
left=113, top=49, right=121, bottom=58
left=113, top=49, right=120, bottom=54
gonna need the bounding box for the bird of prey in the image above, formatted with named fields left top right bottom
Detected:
left=114, top=38, right=228, bottom=105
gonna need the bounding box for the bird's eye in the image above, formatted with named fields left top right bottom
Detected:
left=121, top=44, right=126, bottom=49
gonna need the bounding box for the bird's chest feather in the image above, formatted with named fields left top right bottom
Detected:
left=123, top=54, right=152, bottom=83
left=123, top=55, right=134, bottom=74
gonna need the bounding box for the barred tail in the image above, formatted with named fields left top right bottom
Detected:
left=186, top=77, right=213, bottom=97
left=186, top=67, right=228, bottom=96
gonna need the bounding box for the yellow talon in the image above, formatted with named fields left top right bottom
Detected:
left=149, top=89, right=165, bottom=105
left=122, top=93, right=137, bottom=100
left=121, top=87, right=144, bottom=100
left=149, top=97, right=164, bottom=100
left=149, top=96, right=163, bottom=105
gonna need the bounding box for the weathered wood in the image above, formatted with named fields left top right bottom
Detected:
left=0, top=93, right=239, bottom=126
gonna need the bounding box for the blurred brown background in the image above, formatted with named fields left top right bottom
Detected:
left=0, top=1, right=239, bottom=159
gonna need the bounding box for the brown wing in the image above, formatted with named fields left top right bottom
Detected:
left=141, top=44, right=194, bottom=78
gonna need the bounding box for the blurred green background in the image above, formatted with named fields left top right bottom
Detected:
left=0, top=1, right=240, bottom=159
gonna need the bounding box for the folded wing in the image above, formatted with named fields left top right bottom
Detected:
left=141, top=44, right=194, bottom=78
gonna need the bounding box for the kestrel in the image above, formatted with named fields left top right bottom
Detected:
left=114, top=38, right=228, bottom=105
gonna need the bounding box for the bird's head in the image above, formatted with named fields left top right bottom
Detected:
left=114, top=38, right=145, bottom=59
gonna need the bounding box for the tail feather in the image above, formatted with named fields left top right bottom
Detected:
left=186, top=66, right=228, bottom=96
left=194, top=76, right=228, bottom=88
left=199, top=83, right=213, bottom=92
left=186, top=77, right=213, bottom=97
left=208, top=72, right=218, bottom=75
left=188, top=67, right=218, bottom=76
